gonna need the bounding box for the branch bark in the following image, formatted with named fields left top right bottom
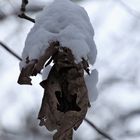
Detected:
left=18, top=0, right=35, bottom=23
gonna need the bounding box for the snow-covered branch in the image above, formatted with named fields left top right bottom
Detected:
left=18, top=0, right=35, bottom=23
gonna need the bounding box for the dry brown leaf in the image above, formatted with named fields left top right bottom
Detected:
left=17, top=41, right=59, bottom=85
left=18, top=41, right=90, bottom=140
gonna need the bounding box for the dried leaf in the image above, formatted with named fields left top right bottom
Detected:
left=38, top=66, right=64, bottom=131
left=17, top=59, right=37, bottom=85
left=17, top=41, right=59, bottom=85
left=38, top=46, right=90, bottom=140
left=18, top=41, right=90, bottom=140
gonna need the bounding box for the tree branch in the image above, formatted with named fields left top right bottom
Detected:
left=0, top=41, right=22, bottom=61
left=18, top=0, right=35, bottom=23
left=18, top=13, right=35, bottom=23
left=84, top=118, right=114, bottom=140
left=0, top=5, right=43, bottom=21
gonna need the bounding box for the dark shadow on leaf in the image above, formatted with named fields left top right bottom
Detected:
left=55, top=91, right=81, bottom=113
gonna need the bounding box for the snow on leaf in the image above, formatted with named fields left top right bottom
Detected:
left=18, top=0, right=98, bottom=139
left=20, top=0, right=97, bottom=70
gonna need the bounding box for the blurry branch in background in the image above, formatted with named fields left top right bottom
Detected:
left=0, top=41, right=114, bottom=140
left=119, top=109, right=140, bottom=122
left=0, top=42, right=22, bottom=61
left=0, top=5, right=42, bottom=21
left=1, top=0, right=140, bottom=21
left=18, top=0, right=35, bottom=23
left=85, top=118, right=114, bottom=140
left=118, top=0, right=140, bottom=19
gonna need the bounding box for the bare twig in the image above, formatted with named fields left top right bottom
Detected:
left=84, top=118, right=114, bottom=140
left=0, top=42, right=22, bottom=61
left=18, top=0, right=35, bottom=23
left=18, top=13, right=35, bottom=23
left=21, top=0, right=28, bottom=11
left=0, top=5, right=43, bottom=21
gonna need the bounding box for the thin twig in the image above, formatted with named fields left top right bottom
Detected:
left=0, top=42, right=22, bottom=61
left=0, top=5, right=43, bottom=21
left=21, top=0, right=28, bottom=12
left=18, top=13, right=35, bottom=23
left=84, top=118, right=114, bottom=140
left=18, top=0, right=35, bottom=23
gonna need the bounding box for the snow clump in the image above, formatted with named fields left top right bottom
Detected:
left=20, top=0, right=98, bottom=101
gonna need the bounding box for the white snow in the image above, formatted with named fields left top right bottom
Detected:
left=85, top=69, right=98, bottom=101
left=20, top=0, right=98, bottom=101
left=42, top=64, right=52, bottom=80
left=20, top=0, right=97, bottom=66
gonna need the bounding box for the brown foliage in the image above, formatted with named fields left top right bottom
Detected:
left=18, top=41, right=90, bottom=140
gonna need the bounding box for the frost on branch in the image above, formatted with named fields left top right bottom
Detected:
left=18, top=0, right=98, bottom=139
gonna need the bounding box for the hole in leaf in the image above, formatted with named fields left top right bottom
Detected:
left=55, top=91, right=81, bottom=113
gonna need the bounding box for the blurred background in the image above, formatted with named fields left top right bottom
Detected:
left=0, top=0, right=140, bottom=140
